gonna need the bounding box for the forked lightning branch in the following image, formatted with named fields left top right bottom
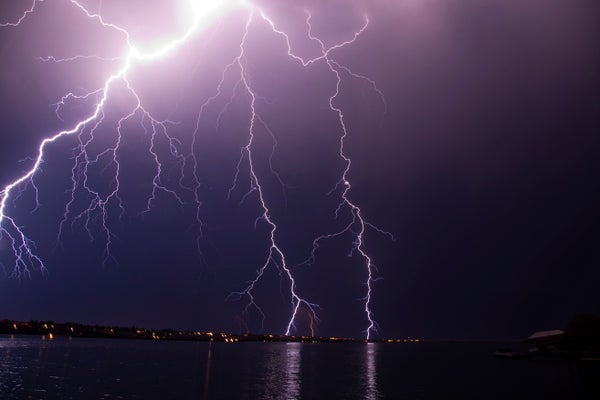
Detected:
left=0, top=0, right=394, bottom=339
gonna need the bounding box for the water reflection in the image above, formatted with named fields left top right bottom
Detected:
left=0, top=335, right=54, bottom=397
left=362, top=343, right=380, bottom=400
left=283, top=343, right=301, bottom=399
left=203, top=342, right=212, bottom=400
left=255, top=342, right=302, bottom=400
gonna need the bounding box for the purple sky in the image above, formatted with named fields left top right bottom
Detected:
left=1, top=0, right=599, bottom=340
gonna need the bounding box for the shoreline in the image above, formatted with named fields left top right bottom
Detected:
left=1, top=319, right=425, bottom=344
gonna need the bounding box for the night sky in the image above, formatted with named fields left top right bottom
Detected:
left=1, top=0, right=599, bottom=340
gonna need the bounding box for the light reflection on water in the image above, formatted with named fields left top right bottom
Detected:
left=283, top=343, right=301, bottom=399
left=202, top=342, right=212, bottom=400
left=247, top=341, right=379, bottom=399
left=362, top=343, right=380, bottom=400
left=1, top=335, right=593, bottom=399
left=251, top=342, right=302, bottom=400
left=0, top=336, right=383, bottom=399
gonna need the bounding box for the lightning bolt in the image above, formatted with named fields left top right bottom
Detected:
left=1, top=0, right=237, bottom=274
left=0, top=0, right=44, bottom=28
left=0, top=0, right=394, bottom=338
left=259, top=11, right=397, bottom=339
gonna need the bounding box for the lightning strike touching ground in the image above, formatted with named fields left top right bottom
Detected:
left=0, top=0, right=394, bottom=338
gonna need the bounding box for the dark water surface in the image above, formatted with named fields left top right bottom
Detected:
left=0, top=335, right=598, bottom=399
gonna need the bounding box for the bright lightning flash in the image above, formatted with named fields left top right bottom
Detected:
left=0, top=0, right=394, bottom=339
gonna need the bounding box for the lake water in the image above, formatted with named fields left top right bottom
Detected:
left=0, top=335, right=598, bottom=399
